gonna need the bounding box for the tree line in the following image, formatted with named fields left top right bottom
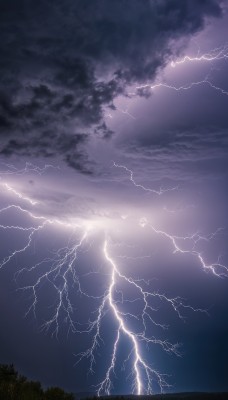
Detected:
left=0, top=363, right=74, bottom=400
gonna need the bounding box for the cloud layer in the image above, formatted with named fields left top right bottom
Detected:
left=0, top=0, right=222, bottom=171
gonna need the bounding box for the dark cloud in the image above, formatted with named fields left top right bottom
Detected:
left=0, top=0, right=223, bottom=172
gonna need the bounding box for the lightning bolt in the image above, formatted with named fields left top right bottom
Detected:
left=0, top=168, right=227, bottom=395
left=0, top=199, right=93, bottom=339
left=133, top=45, right=228, bottom=97
left=136, top=79, right=228, bottom=97
left=113, top=162, right=178, bottom=195
left=139, top=218, right=227, bottom=278
left=2, top=183, right=38, bottom=205
left=0, top=162, right=59, bottom=176
left=74, top=230, right=213, bottom=396
left=97, top=240, right=176, bottom=395
left=19, top=230, right=89, bottom=337
left=170, top=44, right=228, bottom=67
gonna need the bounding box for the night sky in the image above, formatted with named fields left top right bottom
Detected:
left=0, top=0, right=228, bottom=396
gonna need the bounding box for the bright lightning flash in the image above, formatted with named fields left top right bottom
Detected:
left=0, top=166, right=227, bottom=396
left=133, top=44, right=228, bottom=97
left=170, top=44, right=228, bottom=67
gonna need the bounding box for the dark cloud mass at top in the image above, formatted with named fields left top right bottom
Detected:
left=0, top=0, right=222, bottom=172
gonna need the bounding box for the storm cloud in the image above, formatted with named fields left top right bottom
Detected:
left=0, top=0, right=223, bottom=172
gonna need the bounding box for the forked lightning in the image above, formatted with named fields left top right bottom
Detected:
left=0, top=165, right=226, bottom=395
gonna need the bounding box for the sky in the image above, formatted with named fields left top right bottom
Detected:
left=0, top=0, right=228, bottom=396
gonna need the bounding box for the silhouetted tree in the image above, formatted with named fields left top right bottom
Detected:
left=0, top=364, right=18, bottom=400
left=0, top=363, right=75, bottom=400
left=45, top=386, right=74, bottom=400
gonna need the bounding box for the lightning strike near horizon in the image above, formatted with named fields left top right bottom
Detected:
left=96, top=240, right=178, bottom=395
left=0, top=165, right=227, bottom=395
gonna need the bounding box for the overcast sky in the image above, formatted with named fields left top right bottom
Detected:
left=0, top=0, right=228, bottom=396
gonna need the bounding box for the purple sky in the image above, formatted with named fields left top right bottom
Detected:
left=0, top=0, right=228, bottom=395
